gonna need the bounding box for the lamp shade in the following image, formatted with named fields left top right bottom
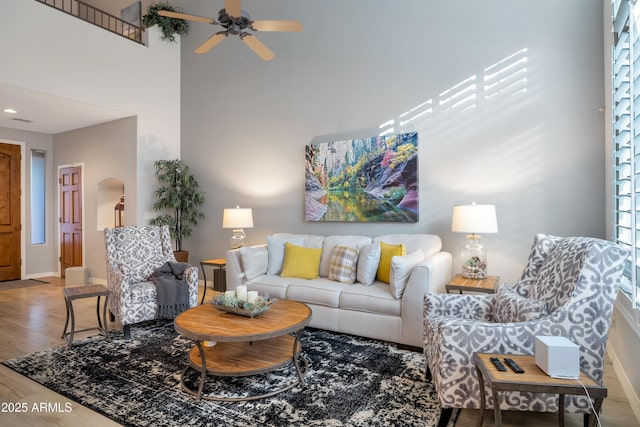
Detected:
left=451, top=204, right=498, bottom=234
left=222, top=207, right=254, bottom=229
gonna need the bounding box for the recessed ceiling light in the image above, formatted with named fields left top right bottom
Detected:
left=3, top=108, right=18, bottom=114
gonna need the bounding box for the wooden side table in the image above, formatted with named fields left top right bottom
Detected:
left=473, top=353, right=607, bottom=427
left=200, top=258, right=226, bottom=304
left=446, top=274, right=499, bottom=294
left=61, top=284, right=111, bottom=348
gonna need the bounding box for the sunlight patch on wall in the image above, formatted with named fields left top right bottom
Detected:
left=378, top=48, right=529, bottom=136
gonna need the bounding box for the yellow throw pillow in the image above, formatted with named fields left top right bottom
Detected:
left=280, top=242, right=322, bottom=280
left=376, top=242, right=406, bottom=283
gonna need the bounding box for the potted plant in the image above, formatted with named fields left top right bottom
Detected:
left=142, top=2, right=189, bottom=42
left=149, top=159, right=205, bottom=262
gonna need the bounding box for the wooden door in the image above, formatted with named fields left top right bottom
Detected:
left=60, top=166, right=82, bottom=276
left=0, top=143, right=21, bottom=281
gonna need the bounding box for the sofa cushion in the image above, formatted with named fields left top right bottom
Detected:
left=273, top=233, right=324, bottom=249
left=245, top=274, right=290, bottom=299
left=280, top=243, right=322, bottom=280
left=377, top=242, right=406, bottom=283
left=328, top=245, right=359, bottom=284
left=339, top=282, right=401, bottom=316
left=493, top=284, right=548, bottom=323
left=357, top=243, right=381, bottom=286
left=239, top=245, right=268, bottom=280
left=266, top=236, right=304, bottom=275
left=319, top=235, right=372, bottom=277
left=389, top=249, right=424, bottom=299
left=286, top=278, right=343, bottom=307
left=373, top=234, right=442, bottom=258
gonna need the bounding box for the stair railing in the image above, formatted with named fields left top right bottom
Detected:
left=35, top=0, right=144, bottom=44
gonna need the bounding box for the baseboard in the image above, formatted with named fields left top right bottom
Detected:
left=24, top=271, right=58, bottom=280
left=607, top=345, right=640, bottom=423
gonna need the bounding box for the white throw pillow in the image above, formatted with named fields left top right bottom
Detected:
left=266, top=236, right=304, bottom=275
left=389, top=249, right=424, bottom=299
left=357, top=243, right=381, bottom=286
left=239, top=245, right=268, bottom=281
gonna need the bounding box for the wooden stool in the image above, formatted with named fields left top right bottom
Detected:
left=61, top=284, right=111, bottom=348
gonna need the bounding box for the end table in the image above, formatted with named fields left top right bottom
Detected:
left=446, top=274, right=499, bottom=294
left=200, top=258, right=226, bottom=304
left=473, top=353, right=606, bottom=427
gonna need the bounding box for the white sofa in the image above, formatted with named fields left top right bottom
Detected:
left=226, top=233, right=452, bottom=348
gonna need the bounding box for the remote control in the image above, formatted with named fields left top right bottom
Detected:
left=490, top=357, right=507, bottom=372
left=504, top=358, right=525, bottom=373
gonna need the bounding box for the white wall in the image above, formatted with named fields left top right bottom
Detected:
left=178, top=0, right=606, bottom=284
left=0, top=0, right=181, bottom=276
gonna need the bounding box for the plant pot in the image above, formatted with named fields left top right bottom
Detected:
left=174, top=250, right=189, bottom=263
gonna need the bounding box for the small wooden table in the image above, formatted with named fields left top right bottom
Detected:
left=174, top=299, right=312, bottom=401
left=61, top=284, right=111, bottom=348
left=473, top=353, right=607, bottom=427
left=446, top=274, right=499, bottom=294
left=199, top=258, right=226, bottom=304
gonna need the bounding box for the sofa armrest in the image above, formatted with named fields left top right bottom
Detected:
left=226, top=248, right=245, bottom=291
left=400, top=250, right=452, bottom=347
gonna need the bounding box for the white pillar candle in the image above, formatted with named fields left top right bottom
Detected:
left=236, top=285, right=248, bottom=301
left=225, top=290, right=236, bottom=298
left=247, top=291, right=259, bottom=304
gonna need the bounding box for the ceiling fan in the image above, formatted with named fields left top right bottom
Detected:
left=158, top=0, right=302, bottom=60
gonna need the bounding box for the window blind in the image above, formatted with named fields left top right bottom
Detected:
left=612, top=0, right=639, bottom=308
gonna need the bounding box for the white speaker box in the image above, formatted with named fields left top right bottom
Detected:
left=534, top=336, right=580, bottom=378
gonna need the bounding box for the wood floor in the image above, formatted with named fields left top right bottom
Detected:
left=0, top=277, right=637, bottom=426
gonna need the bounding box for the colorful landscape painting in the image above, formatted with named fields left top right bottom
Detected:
left=305, top=132, right=418, bottom=222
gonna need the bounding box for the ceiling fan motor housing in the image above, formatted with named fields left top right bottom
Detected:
left=218, top=9, right=252, bottom=34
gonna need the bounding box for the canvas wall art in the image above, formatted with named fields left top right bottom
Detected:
left=305, top=132, right=418, bottom=222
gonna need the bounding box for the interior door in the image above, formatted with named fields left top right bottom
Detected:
left=60, top=166, right=82, bottom=277
left=0, top=143, right=21, bottom=281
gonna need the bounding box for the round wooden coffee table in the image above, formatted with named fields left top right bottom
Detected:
left=174, top=299, right=312, bottom=401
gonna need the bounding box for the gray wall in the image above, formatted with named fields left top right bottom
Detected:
left=54, top=117, right=137, bottom=281
left=179, top=0, right=606, bottom=284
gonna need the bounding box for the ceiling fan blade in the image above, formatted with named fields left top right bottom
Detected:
left=157, top=10, right=215, bottom=24
left=194, top=33, right=227, bottom=54
left=252, top=20, right=302, bottom=32
left=241, top=34, right=274, bottom=61
left=225, top=0, right=242, bottom=18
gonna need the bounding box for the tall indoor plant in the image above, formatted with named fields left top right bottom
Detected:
left=149, top=159, right=205, bottom=261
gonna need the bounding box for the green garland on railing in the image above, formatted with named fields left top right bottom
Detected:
left=142, top=2, right=189, bottom=42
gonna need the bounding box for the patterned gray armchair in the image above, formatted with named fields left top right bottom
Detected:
left=104, top=225, right=199, bottom=339
left=423, top=234, right=629, bottom=427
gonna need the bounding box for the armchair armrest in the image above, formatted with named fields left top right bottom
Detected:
left=424, top=292, right=496, bottom=321
left=184, top=265, right=199, bottom=307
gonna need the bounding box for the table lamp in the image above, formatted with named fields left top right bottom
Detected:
left=222, top=206, right=254, bottom=249
left=451, top=203, right=498, bottom=279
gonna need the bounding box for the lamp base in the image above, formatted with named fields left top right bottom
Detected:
left=461, top=234, right=487, bottom=279
left=230, top=229, right=247, bottom=249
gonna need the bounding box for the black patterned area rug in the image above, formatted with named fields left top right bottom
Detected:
left=2, top=320, right=454, bottom=427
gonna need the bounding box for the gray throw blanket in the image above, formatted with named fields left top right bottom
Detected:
left=150, top=262, right=191, bottom=319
